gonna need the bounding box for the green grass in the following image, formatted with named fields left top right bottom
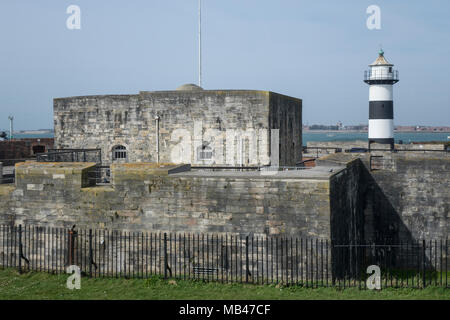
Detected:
left=0, top=268, right=448, bottom=300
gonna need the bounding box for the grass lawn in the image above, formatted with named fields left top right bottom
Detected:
left=0, top=268, right=448, bottom=300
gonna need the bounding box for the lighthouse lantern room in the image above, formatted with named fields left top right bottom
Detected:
left=364, top=49, right=399, bottom=150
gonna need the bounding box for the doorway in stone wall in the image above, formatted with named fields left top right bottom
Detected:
left=32, top=145, right=45, bottom=155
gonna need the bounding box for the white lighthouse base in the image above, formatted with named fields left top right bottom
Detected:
left=368, top=119, right=394, bottom=150
left=368, top=119, right=394, bottom=139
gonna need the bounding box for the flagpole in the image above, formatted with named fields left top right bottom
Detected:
left=198, top=0, right=202, bottom=87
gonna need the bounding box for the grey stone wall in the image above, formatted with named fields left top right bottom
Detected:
left=1, top=152, right=446, bottom=244
left=329, top=159, right=365, bottom=243
left=361, top=153, right=449, bottom=242
left=269, top=93, right=302, bottom=166
left=319, top=152, right=449, bottom=242
left=0, top=162, right=335, bottom=238
left=54, top=90, right=302, bottom=166
left=15, top=161, right=96, bottom=191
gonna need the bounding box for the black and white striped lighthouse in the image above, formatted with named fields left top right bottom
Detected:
left=364, top=49, right=399, bottom=150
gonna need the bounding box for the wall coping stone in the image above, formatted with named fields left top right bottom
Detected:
left=111, top=163, right=191, bottom=176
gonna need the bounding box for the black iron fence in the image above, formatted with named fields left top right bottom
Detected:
left=0, top=224, right=448, bottom=289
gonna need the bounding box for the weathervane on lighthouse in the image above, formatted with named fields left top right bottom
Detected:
left=364, top=49, right=399, bottom=150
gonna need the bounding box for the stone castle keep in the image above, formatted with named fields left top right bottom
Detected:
left=54, top=84, right=302, bottom=166
left=0, top=85, right=448, bottom=245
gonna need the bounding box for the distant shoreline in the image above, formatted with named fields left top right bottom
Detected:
left=3, top=129, right=449, bottom=134
left=304, top=130, right=450, bottom=133
left=4, top=130, right=449, bottom=144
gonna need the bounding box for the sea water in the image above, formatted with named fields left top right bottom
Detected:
left=303, top=131, right=448, bottom=144
left=10, top=131, right=450, bottom=145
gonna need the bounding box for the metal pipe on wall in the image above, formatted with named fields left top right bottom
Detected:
left=155, top=115, right=160, bottom=163
left=8, top=115, right=14, bottom=140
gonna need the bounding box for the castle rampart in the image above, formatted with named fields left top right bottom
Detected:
left=0, top=151, right=447, bottom=242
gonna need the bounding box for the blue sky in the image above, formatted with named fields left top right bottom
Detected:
left=0, top=0, right=449, bottom=130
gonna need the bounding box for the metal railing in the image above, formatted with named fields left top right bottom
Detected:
left=302, top=147, right=343, bottom=159
left=371, top=148, right=449, bottom=153
left=191, top=166, right=310, bottom=172
left=0, top=176, right=14, bottom=184
left=0, top=224, right=448, bottom=288
left=364, top=70, right=399, bottom=82
left=36, top=149, right=102, bottom=164
left=303, top=146, right=448, bottom=159
left=88, top=166, right=111, bottom=185
left=0, top=158, right=35, bottom=166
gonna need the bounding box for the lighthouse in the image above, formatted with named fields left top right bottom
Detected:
left=364, top=49, right=399, bottom=150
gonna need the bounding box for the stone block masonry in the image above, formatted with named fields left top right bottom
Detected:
left=319, top=152, right=449, bottom=242
left=1, top=154, right=448, bottom=281
left=0, top=162, right=346, bottom=239
left=1, top=152, right=447, bottom=244
left=361, top=153, right=449, bottom=242
left=15, top=161, right=97, bottom=191
left=54, top=89, right=302, bottom=166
